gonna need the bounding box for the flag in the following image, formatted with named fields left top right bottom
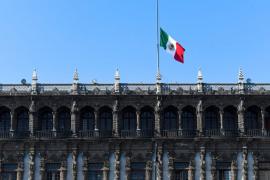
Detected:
left=160, top=28, right=185, bottom=63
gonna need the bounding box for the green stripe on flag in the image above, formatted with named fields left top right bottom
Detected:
left=160, top=28, right=168, bottom=49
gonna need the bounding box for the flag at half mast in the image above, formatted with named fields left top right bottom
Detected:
left=160, top=28, right=185, bottom=63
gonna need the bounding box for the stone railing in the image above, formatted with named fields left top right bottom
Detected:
left=1, top=129, right=270, bottom=139
left=1, top=83, right=270, bottom=95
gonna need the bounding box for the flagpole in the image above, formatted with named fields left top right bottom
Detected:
left=156, top=0, right=161, bottom=81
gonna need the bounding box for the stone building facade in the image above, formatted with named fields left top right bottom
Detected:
left=0, top=69, right=270, bottom=180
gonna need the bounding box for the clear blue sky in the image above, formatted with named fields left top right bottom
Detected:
left=0, top=0, right=269, bottom=84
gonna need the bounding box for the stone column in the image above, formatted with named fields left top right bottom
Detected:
left=125, top=154, right=131, bottom=180
left=197, top=100, right=203, bottom=135
left=237, top=99, right=245, bottom=134
left=155, top=98, right=162, bottom=137
left=231, top=160, right=237, bottom=180
left=188, top=161, right=195, bottom=180
left=40, top=154, right=46, bottom=180
left=102, top=161, right=110, bottom=180
left=178, top=109, right=182, bottom=130
left=10, top=110, right=15, bottom=136
left=114, top=149, right=120, bottom=180
left=145, top=161, right=152, bottom=180
left=16, top=165, right=23, bottom=180
left=52, top=111, right=57, bottom=136
left=113, top=99, right=119, bottom=137
left=200, top=147, right=206, bottom=180
left=168, top=153, right=174, bottom=180
left=71, top=101, right=78, bottom=136
left=94, top=110, right=99, bottom=131
left=220, top=110, right=224, bottom=132
left=157, top=144, right=163, bottom=180
left=29, top=149, right=35, bottom=180
left=72, top=150, right=78, bottom=180
left=29, top=100, right=36, bottom=135
left=60, top=166, right=67, bottom=180
left=261, top=109, right=266, bottom=134
left=83, top=157, right=88, bottom=180
left=253, top=155, right=259, bottom=180
left=211, top=156, right=216, bottom=180
left=136, top=110, right=141, bottom=131
left=242, top=147, right=248, bottom=180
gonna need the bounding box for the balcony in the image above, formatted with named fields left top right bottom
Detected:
left=0, top=131, right=11, bottom=139
left=78, top=130, right=112, bottom=138
left=120, top=130, right=137, bottom=138
left=161, top=130, right=198, bottom=137
left=35, top=131, right=55, bottom=138
left=14, top=131, right=31, bottom=138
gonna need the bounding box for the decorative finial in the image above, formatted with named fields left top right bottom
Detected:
left=156, top=71, right=162, bottom=83
left=115, top=68, right=120, bottom=80
left=114, top=68, right=120, bottom=93
left=31, top=69, right=38, bottom=95
left=238, top=67, right=244, bottom=83
left=197, top=68, right=203, bottom=83
left=32, top=69, right=38, bottom=81
left=197, top=68, right=203, bottom=93
left=73, top=68, right=79, bottom=84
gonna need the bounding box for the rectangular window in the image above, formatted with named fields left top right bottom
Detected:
left=46, top=163, right=61, bottom=180
left=130, top=162, right=145, bottom=180
left=216, top=162, right=231, bottom=180
left=0, top=163, right=17, bottom=180
left=88, top=163, right=103, bottom=180
left=174, top=162, right=189, bottom=180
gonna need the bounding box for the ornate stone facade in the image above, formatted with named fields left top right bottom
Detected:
left=1, top=69, right=270, bottom=179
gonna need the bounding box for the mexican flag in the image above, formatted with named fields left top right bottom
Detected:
left=160, top=28, right=185, bottom=63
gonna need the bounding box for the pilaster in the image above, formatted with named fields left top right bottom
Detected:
left=113, top=99, right=119, bottom=137
left=29, top=148, right=35, bottom=180
left=200, top=147, right=206, bottom=180
left=242, top=147, right=248, bottom=180
left=71, top=101, right=78, bottom=136
left=145, top=161, right=152, bottom=180
left=102, top=160, right=110, bottom=180
left=125, top=153, right=131, bottom=180
left=157, top=144, right=163, bottom=180
left=188, top=160, right=195, bottom=180
left=237, top=99, right=245, bottom=134
left=197, top=100, right=203, bottom=134
left=155, top=97, right=162, bottom=137
left=231, top=160, right=237, bottom=180
left=114, top=149, right=120, bottom=180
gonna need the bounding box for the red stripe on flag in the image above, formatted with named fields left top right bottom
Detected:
left=174, top=42, right=185, bottom=63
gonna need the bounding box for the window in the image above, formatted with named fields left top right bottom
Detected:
left=0, top=108, right=11, bottom=131
left=140, top=108, right=154, bottom=135
left=57, top=108, right=71, bottom=131
left=216, top=162, right=231, bottom=180
left=99, top=107, right=112, bottom=132
left=174, top=162, right=189, bottom=180
left=223, top=106, right=238, bottom=130
left=16, top=108, right=29, bottom=132
left=80, top=108, right=95, bottom=131
left=88, top=163, right=103, bottom=180
left=130, top=162, right=145, bottom=180
left=46, top=163, right=60, bottom=180
left=245, top=106, right=260, bottom=130
left=39, top=108, right=53, bottom=131
left=163, top=107, right=177, bottom=130
left=181, top=106, right=196, bottom=130
left=204, top=106, right=220, bottom=130
left=0, top=163, right=17, bottom=180
left=121, top=107, right=136, bottom=131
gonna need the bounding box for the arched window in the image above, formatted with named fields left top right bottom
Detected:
left=140, top=107, right=154, bottom=135
left=245, top=106, right=261, bottom=130
left=265, top=107, right=270, bottom=130
left=223, top=106, right=238, bottom=130
left=181, top=106, right=196, bottom=130
left=38, top=107, right=53, bottom=131
left=204, top=106, right=220, bottom=130
left=121, top=106, right=136, bottom=131
left=99, top=107, right=112, bottom=132
left=57, top=107, right=71, bottom=131
left=162, top=106, right=178, bottom=130
left=80, top=107, right=95, bottom=131
left=0, top=107, right=11, bottom=131
left=16, top=107, right=29, bottom=132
